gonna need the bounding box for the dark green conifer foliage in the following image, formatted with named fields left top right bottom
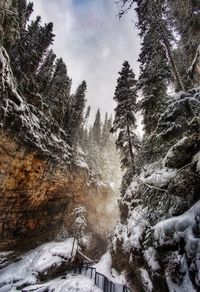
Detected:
left=111, top=61, right=139, bottom=171
left=9, top=15, right=54, bottom=95
left=36, top=49, right=56, bottom=98
left=133, top=0, right=173, bottom=135
left=101, top=112, right=108, bottom=148
left=138, top=23, right=171, bottom=135
left=64, top=81, right=87, bottom=145
left=1, top=0, right=33, bottom=49
left=168, top=0, right=200, bottom=89
left=93, top=109, right=101, bottom=146
left=168, top=0, right=200, bottom=65
left=84, top=105, right=91, bottom=125
left=49, top=58, right=71, bottom=126
left=88, top=126, right=102, bottom=176
left=72, top=81, right=87, bottom=133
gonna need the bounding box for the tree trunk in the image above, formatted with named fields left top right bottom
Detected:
left=148, top=0, right=185, bottom=91
left=162, top=34, right=185, bottom=92
left=127, top=123, right=134, bottom=165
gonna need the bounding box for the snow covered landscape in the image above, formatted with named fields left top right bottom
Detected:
left=0, top=0, right=200, bottom=291
left=0, top=240, right=129, bottom=292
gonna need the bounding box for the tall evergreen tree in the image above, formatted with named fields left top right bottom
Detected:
left=129, top=0, right=175, bottom=135
left=101, top=112, right=108, bottom=148
left=1, top=0, right=33, bottom=49
left=84, top=105, right=91, bottom=126
left=118, top=0, right=185, bottom=92
left=36, top=49, right=56, bottom=98
left=93, top=109, right=101, bottom=146
left=167, top=0, right=200, bottom=88
left=25, top=19, right=54, bottom=75
left=88, top=128, right=102, bottom=176
left=168, top=0, right=200, bottom=65
left=111, top=61, right=139, bottom=171
left=81, top=128, right=89, bottom=153
left=138, top=23, right=171, bottom=135
left=73, top=81, right=87, bottom=127
left=9, top=16, right=54, bottom=94
left=64, top=81, right=87, bottom=145
left=49, top=58, right=71, bottom=125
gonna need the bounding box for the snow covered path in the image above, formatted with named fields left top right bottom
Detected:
left=20, top=274, right=102, bottom=292
left=0, top=240, right=131, bottom=292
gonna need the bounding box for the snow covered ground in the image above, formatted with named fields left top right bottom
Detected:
left=0, top=238, right=79, bottom=291
left=0, top=235, right=131, bottom=292
left=0, top=240, right=128, bottom=292
left=94, top=252, right=127, bottom=285
left=20, top=275, right=102, bottom=292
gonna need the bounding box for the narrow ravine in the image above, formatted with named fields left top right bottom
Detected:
left=1, top=1, right=200, bottom=292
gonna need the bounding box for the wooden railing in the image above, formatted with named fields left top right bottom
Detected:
left=67, top=264, right=132, bottom=292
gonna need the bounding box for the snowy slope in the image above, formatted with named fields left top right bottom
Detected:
left=20, top=275, right=102, bottom=292
left=0, top=243, right=130, bottom=292
left=94, top=252, right=127, bottom=286
left=0, top=238, right=78, bottom=291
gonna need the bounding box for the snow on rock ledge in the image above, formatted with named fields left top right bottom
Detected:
left=0, top=238, right=78, bottom=290
left=152, top=200, right=200, bottom=290
left=154, top=200, right=200, bottom=256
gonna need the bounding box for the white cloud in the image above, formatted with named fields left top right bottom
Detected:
left=32, top=0, right=140, bottom=121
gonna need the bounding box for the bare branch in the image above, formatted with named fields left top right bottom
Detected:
left=115, top=0, right=135, bottom=18
left=140, top=181, right=168, bottom=192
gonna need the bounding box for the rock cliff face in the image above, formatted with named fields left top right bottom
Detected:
left=0, top=133, right=116, bottom=250
left=0, top=46, right=117, bottom=251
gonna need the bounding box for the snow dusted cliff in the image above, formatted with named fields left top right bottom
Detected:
left=0, top=46, right=118, bottom=252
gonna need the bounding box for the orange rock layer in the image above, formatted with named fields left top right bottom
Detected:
left=0, top=133, right=117, bottom=250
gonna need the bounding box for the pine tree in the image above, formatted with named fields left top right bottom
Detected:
left=93, top=109, right=101, bottom=146
left=138, top=23, right=171, bottom=135
left=73, top=81, right=87, bottom=128
left=168, top=0, right=200, bottom=65
left=26, top=19, right=54, bottom=76
left=71, top=206, right=87, bottom=256
left=101, top=114, right=113, bottom=148
left=101, top=115, right=122, bottom=190
left=118, top=0, right=185, bottom=92
left=101, top=112, right=108, bottom=148
left=88, top=128, right=102, bottom=176
left=81, top=128, right=89, bottom=153
left=1, top=0, right=33, bottom=49
left=84, top=105, right=91, bottom=126
left=85, top=109, right=102, bottom=176
left=49, top=58, right=71, bottom=126
left=36, top=49, right=56, bottom=98
left=167, top=0, right=200, bottom=89
left=9, top=16, right=54, bottom=94
left=67, top=81, right=87, bottom=144
left=79, top=106, right=91, bottom=150
left=62, top=81, right=87, bottom=146
left=111, top=61, right=139, bottom=171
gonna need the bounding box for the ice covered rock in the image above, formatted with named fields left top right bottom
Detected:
left=0, top=238, right=78, bottom=290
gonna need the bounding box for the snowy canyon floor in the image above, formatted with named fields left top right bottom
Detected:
left=0, top=238, right=127, bottom=292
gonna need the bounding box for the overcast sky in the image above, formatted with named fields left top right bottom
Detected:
left=32, top=0, right=140, bottom=121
